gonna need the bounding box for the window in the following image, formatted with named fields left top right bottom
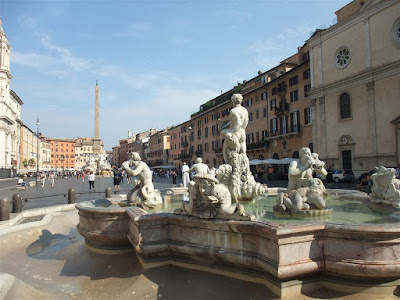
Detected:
left=247, top=133, right=254, bottom=143
left=212, top=125, right=216, bottom=136
left=205, top=143, right=209, bottom=152
left=212, top=141, right=215, bottom=150
left=204, top=117, right=208, bottom=124
left=197, top=120, right=201, bottom=127
left=205, top=127, right=208, bottom=137
left=334, top=46, right=351, bottom=69
left=302, top=51, right=310, bottom=62
left=197, top=129, right=201, bottom=139
left=304, top=84, right=311, bottom=97
left=290, top=90, right=298, bottom=103
left=270, top=99, right=276, bottom=111
left=303, top=69, right=310, bottom=80
left=289, top=75, right=298, bottom=86
left=291, top=111, right=300, bottom=132
left=248, top=112, right=253, bottom=122
left=304, top=107, right=312, bottom=125
left=256, top=109, right=259, bottom=120
left=391, top=17, right=400, bottom=47
left=340, top=93, right=351, bottom=119
left=263, top=107, right=267, bottom=118
left=281, top=116, right=287, bottom=134
left=271, top=118, right=277, bottom=134
left=261, top=92, right=267, bottom=100
left=262, top=130, right=268, bottom=138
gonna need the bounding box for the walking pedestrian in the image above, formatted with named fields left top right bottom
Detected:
left=50, top=171, right=55, bottom=187
left=88, top=171, right=95, bottom=191
left=40, top=172, right=46, bottom=188
left=81, top=173, right=85, bottom=182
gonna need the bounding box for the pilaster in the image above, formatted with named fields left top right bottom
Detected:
left=311, top=98, right=318, bottom=153
left=319, top=96, right=327, bottom=159
left=363, top=17, right=371, bottom=69
left=366, top=81, right=377, bottom=156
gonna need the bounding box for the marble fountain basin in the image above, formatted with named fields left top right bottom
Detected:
left=75, top=189, right=400, bottom=297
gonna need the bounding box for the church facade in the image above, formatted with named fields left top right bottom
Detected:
left=0, top=19, right=23, bottom=175
left=309, top=0, right=400, bottom=176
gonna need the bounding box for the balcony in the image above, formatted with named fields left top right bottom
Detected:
left=180, top=154, right=191, bottom=159
left=275, top=100, right=289, bottom=115
left=265, top=124, right=302, bottom=141
left=195, top=150, right=203, bottom=156
left=181, top=142, right=189, bottom=147
left=247, top=139, right=269, bottom=151
left=214, top=147, right=223, bottom=155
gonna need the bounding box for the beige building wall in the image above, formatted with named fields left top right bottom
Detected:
left=19, top=124, right=39, bottom=171
left=149, top=129, right=170, bottom=166
left=40, top=139, right=51, bottom=169
left=309, top=0, right=400, bottom=176
left=74, top=138, right=96, bottom=169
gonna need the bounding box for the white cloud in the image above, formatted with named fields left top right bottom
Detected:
left=115, top=22, right=153, bottom=38
left=248, top=25, right=317, bottom=69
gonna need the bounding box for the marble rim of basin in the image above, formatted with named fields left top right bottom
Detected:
left=76, top=199, right=131, bottom=252
left=125, top=203, right=399, bottom=284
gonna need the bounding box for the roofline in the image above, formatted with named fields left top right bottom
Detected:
left=10, top=90, right=23, bottom=105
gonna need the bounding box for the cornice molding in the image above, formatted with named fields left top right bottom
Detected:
left=308, top=0, right=398, bottom=47
left=310, top=60, right=400, bottom=98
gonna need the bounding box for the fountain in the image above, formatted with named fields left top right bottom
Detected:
left=82, top=151, right=112, bottom=175
left=0, top=94, right=398, bottom=298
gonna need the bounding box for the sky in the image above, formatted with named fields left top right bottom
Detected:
left=1, top=0, right=348, bottom=150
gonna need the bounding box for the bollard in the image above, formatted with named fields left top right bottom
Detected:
left=105, top=187, right=112, bottom=198
left=0, top=197, right=10, bottom=221
left=12, top=194, right=22, bottom=213
left=68, top=188, right=76, bottom=204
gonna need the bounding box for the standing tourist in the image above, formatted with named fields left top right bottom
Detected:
left=88, top=171, right=95, bottom=192
left=326, top=165, right=334, bottom=185
left=182, top=162, right=190, bottom=187
left=171, top=170, right=177, bottom=187
left=113, top=167, right=121, bottom=193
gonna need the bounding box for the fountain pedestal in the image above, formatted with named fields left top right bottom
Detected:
left=126, top=207, right=400, bottom=297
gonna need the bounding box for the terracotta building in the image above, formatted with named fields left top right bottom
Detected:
left=48, top=138, right=75, bottom=169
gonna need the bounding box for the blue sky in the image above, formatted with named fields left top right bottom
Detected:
left=1, top=0, right=348, bottom=150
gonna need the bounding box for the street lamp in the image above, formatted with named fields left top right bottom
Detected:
left=188, top=126, right=192, bottom=164
left=36, top=117, right=40, bottom=183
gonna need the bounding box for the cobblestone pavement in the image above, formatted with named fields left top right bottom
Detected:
left=0, top=175, right=361, bottom=210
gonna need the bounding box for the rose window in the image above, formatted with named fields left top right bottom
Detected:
left=334, top=46, right=351, bottom=69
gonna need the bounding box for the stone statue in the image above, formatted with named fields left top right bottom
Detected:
left=217, top=94, right=267, bottom=201
left=188, top=157, right=209, bottom=175
left=83, top=152, right=112, bottom=175
left=122, top=152, right=162, bottom=209
left=174, top=172, right=249, bottom=220
left=215, top=164, right=267, bottom=200
left=181, top=162, right=190, bottom=188
left=369, top=166, right=400, bottom=208
left=273, top=147, right=328, bottom=214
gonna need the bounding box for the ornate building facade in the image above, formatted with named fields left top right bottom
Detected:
left=0, top=20, right=23, bottom=174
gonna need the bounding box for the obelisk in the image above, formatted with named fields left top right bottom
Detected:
left=93, top=81, right=102, bottom=153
